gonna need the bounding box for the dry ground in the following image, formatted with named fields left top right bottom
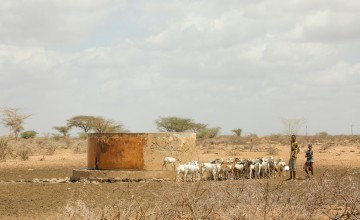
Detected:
left=0, top=138, right=359, bottom=219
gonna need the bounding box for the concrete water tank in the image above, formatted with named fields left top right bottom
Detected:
left=73, top=132, right=197, bottom=180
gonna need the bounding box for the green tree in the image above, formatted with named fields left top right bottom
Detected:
left=155, top=116, right=194, bottom=132
left=232, top=128, right=242, bottom=137
left=20, top=130, right=37, bottom=139
left=53, top=126, right=71, bottom=137
left=0, top=108, right=32, bottom=139
left=67, top=115, right=97, bottom=135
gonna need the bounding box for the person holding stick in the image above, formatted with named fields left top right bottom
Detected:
left=287, top=134, right=300, bottom=180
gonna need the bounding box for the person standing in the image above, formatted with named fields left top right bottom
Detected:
left=304, top=143, right=314, bottom=178
left=287, top=134, right=300, bottom=180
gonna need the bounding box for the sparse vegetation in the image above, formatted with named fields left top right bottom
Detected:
left=267, top=145, right=279, bottom=155
left=0, top=138, right=9, bottom=160
left=281, top=118, right=305, bottom=136
left=0, top=133, right=359, bottom=219
left=17, top=147, right=31, bottom=161
left=58, top=169, right=360, bottom=219
left=0, top=108, right=32, bottom=139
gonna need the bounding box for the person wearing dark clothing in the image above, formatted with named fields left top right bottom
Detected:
left=304, top=143, right=314, bottom=178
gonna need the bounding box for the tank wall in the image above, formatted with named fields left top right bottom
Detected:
left=144, top=133, right=197, bottom=170
left=88, top=133, right=147, bottom=170
left=87, top=133, right=197, bottom=170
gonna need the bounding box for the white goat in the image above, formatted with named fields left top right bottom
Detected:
left=175, top=161, right=200, bottom=182
left=175, top=164, right=187, bottom=181
left=162, top=156, right=180, bottom=170
left=200, top=162, right=218, bottom=180
left=260, top=160, right=269, bottom=178
left=253, top=159, right=262, bottom=179
left=184, top=161, right=200, bottom=182
left=233, top=161, right=245, bottom=179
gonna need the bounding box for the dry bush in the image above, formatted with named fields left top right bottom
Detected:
left=61, top=138, right=72, bottom=149
left=244, top=143, right=259, bottom=152
left=0, top=138, right=10, bottom=161
left=52, top=134, right=61, bottom=141
left=73, top=142, right=87, bottom=154
left=59, top=168, right=360, bottom=220
left=227, top=136, right=246, bottom=145
left=268, top=134, right=289, bottom=145
left=319, top=142, right=334, bottom=151
left=46, top=144, right=58, bottom=155
left=16, top=147, right=32, bottom=161
left=267, top=145, right=279, bottom=155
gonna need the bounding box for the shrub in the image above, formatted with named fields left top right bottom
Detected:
left=20, top=130, right=37, bottom=139
left=320, top=142, right=333, bottom=151
left=197, top=127, right=221, bottom=139
left=0, top=138, right=9, bottom=160
left=17, top=147, right=32, bottom=161
left=267, top=145, right=279, bottom=155
left=46, top=144, right=57, bottom=155
left=52, top=134, right=61, bottom=141
left=73, top=143, right=86, bottom=154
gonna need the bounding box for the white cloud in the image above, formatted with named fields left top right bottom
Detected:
left=0, top=0, right=123, bottom=47
left=1, top=0, right=360, bottom=136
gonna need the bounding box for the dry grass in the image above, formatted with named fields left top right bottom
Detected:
left=0, top=137, right=86, bottom=161
left=58, top=167, right=360, bottom=219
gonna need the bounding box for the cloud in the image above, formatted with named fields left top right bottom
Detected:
left=0, top=0, right=123, bottom=47
left=0, top=0, right=360, bottom=136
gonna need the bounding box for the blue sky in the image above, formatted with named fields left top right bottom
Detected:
left=1, top=0, right=359, bottom=136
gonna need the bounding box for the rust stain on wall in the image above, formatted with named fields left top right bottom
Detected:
left=88, top=133, right=146, bottom=170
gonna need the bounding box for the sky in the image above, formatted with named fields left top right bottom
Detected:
left=0, top=0, right=359, bottom=137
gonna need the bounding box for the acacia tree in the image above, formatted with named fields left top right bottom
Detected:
left=90, top=117, right=126, bottom=133
left=67, top=115, right=96, bottom=135
left=53, top=126, right=71, bottom=137
left=154, top=116, right=221, bottom=138
left=155, top=116, right=194, bottom=132
left=281, top=118, right=305, bottom=136
left=0, top=108, right=32, bottom=139
left=232, top=128, right=242, bottom=137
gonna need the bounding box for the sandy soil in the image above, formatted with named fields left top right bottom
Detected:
left=0, top=144, right=359, bottom=219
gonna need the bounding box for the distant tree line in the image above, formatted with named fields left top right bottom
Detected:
left=1, top=108, right=250, bottom=140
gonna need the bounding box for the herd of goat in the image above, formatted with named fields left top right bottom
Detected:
left=162, top=156, right=290, bottom=182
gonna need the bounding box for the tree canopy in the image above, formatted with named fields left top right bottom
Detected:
left=155, top=116, right=221, bottom=138
left=67, top=115, right=97, bottom=134
left=155, top=116, right=195, bottom=132
left=67, top=115, right=127, bottom=134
